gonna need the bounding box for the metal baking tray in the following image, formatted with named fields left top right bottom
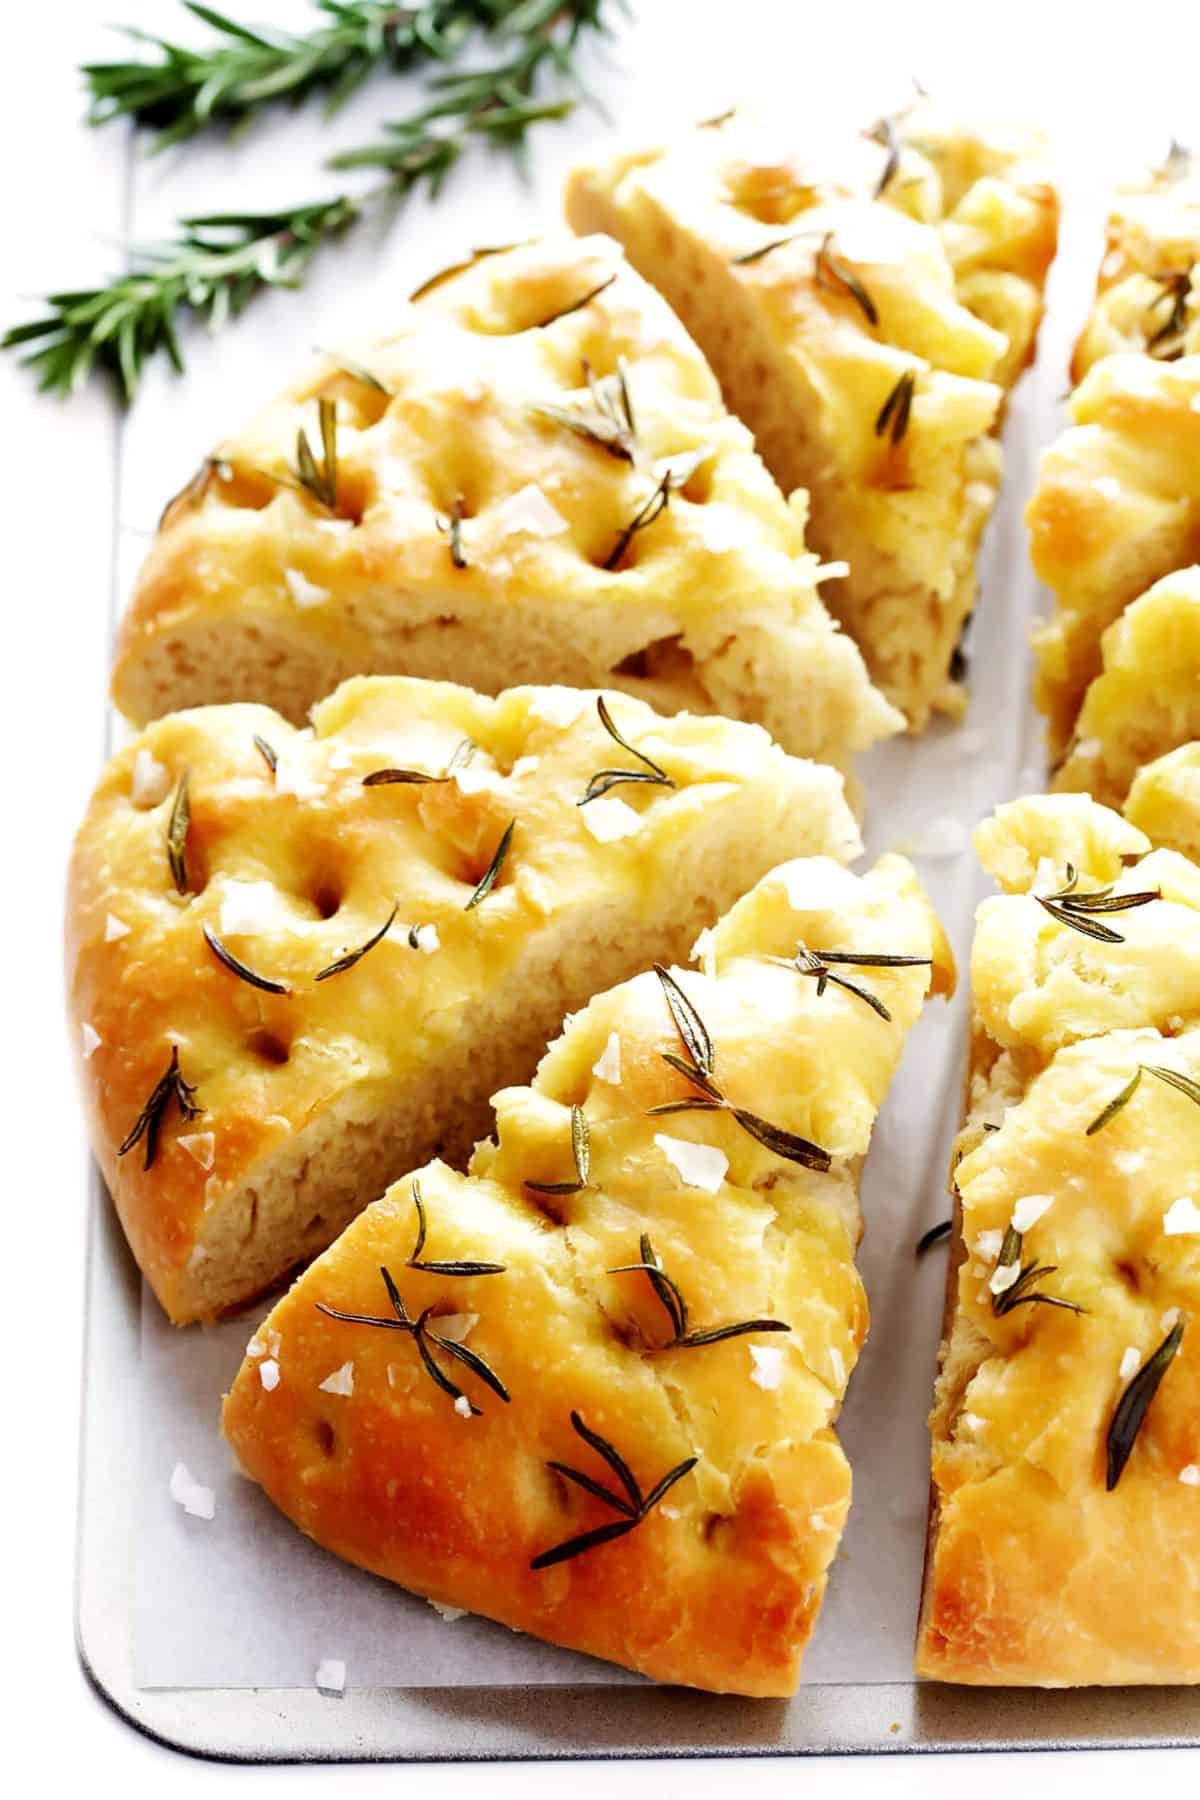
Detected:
left=78, top=1168, right=1200, bottom=1761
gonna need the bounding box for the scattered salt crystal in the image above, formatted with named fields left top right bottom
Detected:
left=654, top=1133, right=728, bottom=1194
left=178, top=1132, right=215, bottom=1171
left=1180, top=1465, right=1200, bottom=1486
left=989, top=1259, right=1021, bottom=1296
left=169, top=1461, right=215, bottom=1520
left=105, top=912, right=130, bottom=942
left=1113, top=1150, right=1146, bottom=1176
left=1072, top=738, right=1101, bottom=760
left=530, top=689, right=588, bottom=728
left=327, top=745, right=354, bottom=770
left=259, top=1359, right=280, bottom=1392
left=961, top=1413, right=984, bottom=1433
left=749, top=1344, right=785, bottom=1390
left=220, top=879, right=283, bottom=936
left=975, top=1229, right=1003, bottom=1262
left=413, top=924, right=440, bottom=954
left=829, top=1346, right=846, bottom=1387
left=1191, top=392, right=1200, bottom=414
left=511, top=755, right=540, bottom=777
left=81, top=1022, right=101, bottom=1060
left=813, top=560, right=850, bottom=583
left=493, top=483, right=569, bottom=538
left=453, top=763, right=503, bottom=796
left=581, top=795, right=642, bottom=842
left=429, top=1600, right=468, bottom=1622
left=777, top=856, right=861, bottom=912
left=695, top=505, right=744, bottom=554
left=283, top=567, right=331, bottom=608
left=432, top=1313, right=477, bottom=1343
left=660, top=1505, right=680, bottom=1521
left=1163, top=1196, right=1200, bottom=1236
left=315, top=1659, right=346, bottom=1695
left=1092, top=476, right=1121, bottom=501
left=454, top=1395, right=472, bottom=1418
left=319, top=1360, right=355, bottom=1396
left=592, top=1032, right=622, bottom=1085
left=131, top=748, right=170, bottom=808
left=246, top=1327, right=280, bottom=1360
left=1119, top=1347, right=1141, bottom=1381
left=313, top=517, right=354, bottom=537
left=1012, top=1194, right=1053, bottom=1233
left=274, top=755, right=323, bottom=800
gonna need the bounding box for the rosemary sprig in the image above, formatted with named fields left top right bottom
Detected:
left=645, top=964, right=832, bottom=1171
left=602, top=449, right=710, bottom=570
left=408, top=240, right=532, bottom=301
left=1145, top=270, right=1192, bottom=358
left=530, top=1410, right=697, bottom=1569
left=313, top=901, right=398, bottom=980
left=83, top=1, right=501, bottom=150
left=315, top=348, right=390, bottom=395
left=533, top=357, right=637, bottom=461
left=464, top=820, right=515, bottom=910
left=875, top=370, right=916, bottom=446
left=252, top=732, right=278, bottom=775
left=1035, top=864, right=1161, bottom=945
left=316, top=1264, right=509, bottom=1415
left=1106, top=1320, right=1185, bottom=1491
left=363, top=736, right=475, bottom=787
left=815, top=232, right=879, bottom=327
left=203, top=923, right=292, bottom=995
left=610, top=1232, right=789, bottom=1350
left=533, top=274, right=617, bottom=330
left=1089, top=1060, right=1200, bottom=1134
left=159, top=453, right=232, bottom=526
left=526, top=1105, right=591, bottom=1195
left=285, top=396, right=339, bottom=510
left=579, top=695, right=675, bottom=805
left=731, top=233, right=802, bottom=267
left=916, top=1218, right=952, bottom=1255
left=166, top=770, right=192, bottom=895
left=989, top=1223, right=1085, bottom=1319
left=775, top=943, right=932, bottom=1023
left=407, top=1179, right=506, bottom=1277
left=8, top=3, right=612, bottom=400
left=118, top=1046, right=202, bottom=1170
left=436, top=496, right=469, bottom=568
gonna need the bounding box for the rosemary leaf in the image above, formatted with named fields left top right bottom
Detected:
left=1144, top=1063, right=1200, bottom=1109
left=408, top=242, right=534, bottom=302
left=313, top=901, right=397, bottom=981
left=252, top=732, right=278, bottom=775
left=529, top=1516, right=639, bottom=1569
left=317, top=1262, right=509, bottom=1412
left=1086, top=1067, right=1143, bottom=1135
left=436, top=495, right=469, bottom=568
left=408, top=1179, right=506, bottom=1277
left=534, top=274, right=617, bottom=330
left=118, top=1045, right=202, bottom=1170
left=653, top=963, right=714, bottom=1077
left=732, top=233, right=802, bottom=266
left=547, top=1460, right=637, bottom=1517
left=202, top=923, right=291, bottom=995
left=579, top=694, right=675, bottom=804
left=166, top=769, right=192, bottom=895
left=290, top=394, right=339, bottom=510
left=464, top=819, right=515, bottom=910
left=315, top=347, right=390, bottom=395
left=603, top=469, right=672, bottom=570
left=569, top=1409, right=642, bottom=1512
left=916, top=1218, right=953, bottom=1255
left=815, top=232, right=879, bottom=326
left=531, top=1410, right=697, bottom=1568
left=527, top=1104, right=590, bottom=1195
left=874, top=369, right=916, bottom=445
left=533, top=357, right=637, bottom=461
left=867, top=113, right=901, bottom=198
left=731, top=1106, right=832, bottom=1171
left=1106, top=1321, right=1185, bottom=1490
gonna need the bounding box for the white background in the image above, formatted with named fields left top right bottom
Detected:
left=4, top=0, right=1200, bottom=1789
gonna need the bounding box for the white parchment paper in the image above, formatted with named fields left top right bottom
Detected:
left=120, top=9, right=1137, bottom=1692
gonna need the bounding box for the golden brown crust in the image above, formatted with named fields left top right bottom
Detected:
left=224, top=854, right=953, bottom=1695
left=67, top=676, right=863, bottom=1324
left=111, top=235, right=898, bottom=767
left=918, top=796, right=1200, bottom=1686
left=566, top=99, right=1057, bottom=729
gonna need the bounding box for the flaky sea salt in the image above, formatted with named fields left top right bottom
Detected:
left=1012, top=1194, right=1054, bottom=1233
left=274, top=755, right=323, bottom=800
left=748, top=1344, right=785, bottom=1391
left=989, top=1259, right=1021, bottom=1297
left=178, top=1132, right=215, bottom=1171
left=812, top=560, right=850, bottom=583
left=975, top=1229, right=1003, bottom=1262
left=1163, top=1196, right=1200, bottom=1236
left=81, top=1022, right=101, bottom=1060
left=529, top=689, right=587, bottom=728
left=777, top=856, right=861, bottom=912
left=429, top=1600, right=468, bottom=1622
left=829, top=1346, right=846, bottom=1387
left=259, top=1359, right=280, bottom=1392
left=454, top=1395, right=472, bottom=1419
left=315, top=1658, right=346, bottom=1695
left=511, top=755, right=540, bottom=777
left=1119, top=1347, right=1141, bottom=1381
left=283, top=567, right=331, bottom=608
left=169, top=1461, right=215, bottom=1520
left=220, top=879, right=284, bottom=936
left=592, top=1032, right=622, bottom=1085
left=319, top=1360, right=355, bottom=1397
left=1180, top=1465, right=1200, bottom=1487
left=1092, top=476, right=1121, bottom=501
left=412, top=924, right=440, bottom=954
left=105, top=912, right=130, bottom=941
left=493, top=483, right=568, bottom=538
left=580, top=795, right=642, bottom=842
left=131, top=748, right=170, bottom=808
left=453, top=764, right=503, bottom=796
left=654, top=1133, right=728, bottom=1194
left=432, top=1313, right=477, bottom=1343
left=1162, top=1308, right=1181, bottom=1332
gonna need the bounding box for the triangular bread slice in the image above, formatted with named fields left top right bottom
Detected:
left=919, top=795, right=1200, bottom=1685
left=110, top=234, right=898, bottom=768
left=1028, top=347, right=1200, bottom=763
left=566, top=99, right=1057, bottom=728
left=67, top=676, right=863, bottom=1326
left=223, top=851, right=953, bottom=1695
left=1052, top=565, right=1200, bottom=808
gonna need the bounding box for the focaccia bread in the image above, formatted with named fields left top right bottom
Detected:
left=1071, top=147, right=1200, bottom=384
left=67, top=675, right=862, bottom=1325
left=1127, top=742, right=1200, bottom=860
left=110, top=234, right=899, bottom=769
left=1052, top=565, right=1200, bottom=808
left=918, top=794, right=1200, bottom=1687
left=224, top=852, right=953, bottom=1695
left=1028, top=352, right=1200, bottom=763
left=566, top=99, right=1058, bottom=727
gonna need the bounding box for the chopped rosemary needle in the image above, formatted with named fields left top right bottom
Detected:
left=526, top=1105, right=591, bottom=1196
left=118, top=1045, right=201, bottom=1170
left=1143, top=1063, right=1200, bottom=1110
left=166, top=769, right=192, bottom=896
left=313, top=902, right=398, bottom=981
left=731, top=232, right=803, bottom=267
left=780, top=943, right=932, bottom=1022
left=436, top=495, right=468, bottom=569
left=407, top=1180, right=506, bottom=1277
left=534, top=273, right=617, bottom=330
left=203, top=924, right=291, bottom=996
left=317, top=1265, right=509, bottom=1416
left=815, top=232, right=879, bottom=327
left=464, top=820, right=515, bottom=910
left=252, top=733, right=278, bottom=776
left=579, top=694, right=675, bottom=805
left=530, top=1410, right=697, bottom=1569
left=291, top=395, right=339, bottom=510
left=916, top=1218, right=953, bottom=1256
left=603, top=469, right=673, bottom=570
left=315, top=347, right=390, bottom=396
left=1086, top=1066, right=1144, bottom=1135
left=610, top=1231, right=789, bottom=1350
left=1145, top=270, right=1191, bottom=358
left=408, top=243, right=532, bottom=304
left=533, top=356, right=637, bottom=462
left=989, top=1223, right=1085, bottom=1319
left=363, top=735, right=476, bottom=788
left=875, top=370, right=916, bottom=445
left=1106, top=1320, right=1185, bottom=1490
left=1035, top=864, right=1161, bottom=945
left=867, top=114, right=902, bottom=198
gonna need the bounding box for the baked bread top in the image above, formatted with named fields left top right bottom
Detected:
left=67, top=676, right=860, bottom=1324
left=918, top=795, right=1200, bottom=1686
left=110, top=234, right=898, bottom=767
left=1052, top=564, right=1200, bottom=808
left=1127, top=742, right=1200, bottom=860
left=223, top=851, right=953, bottom=1696
left=1072, top=149, right=1200, bottom=382
left=1028, top=353, right=1200, bottom=760
left=565, top=98, right=1057, bottom=727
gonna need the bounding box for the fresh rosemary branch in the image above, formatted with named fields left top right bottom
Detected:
left=83, top=1, right=504, bottom=151
left=118, top=1046, right=203, bottom=1170
left=6, top=1, right=612, bottom=399
left=1106, top=1320, right=1184, bottom=1491
left=610, top=1232, right=790, bottom=1351
left=530, top=1410, right=697, bottom=1569
left=317, top=1264, right=510, bottom=1415
left=579, top=695, right=675, bottom=805
left=988, top=1223, right=1085, bottom=1320
left=1034, top=864, right=1161, bottom=946
left=407, top=1180, right=506, bottom=1276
